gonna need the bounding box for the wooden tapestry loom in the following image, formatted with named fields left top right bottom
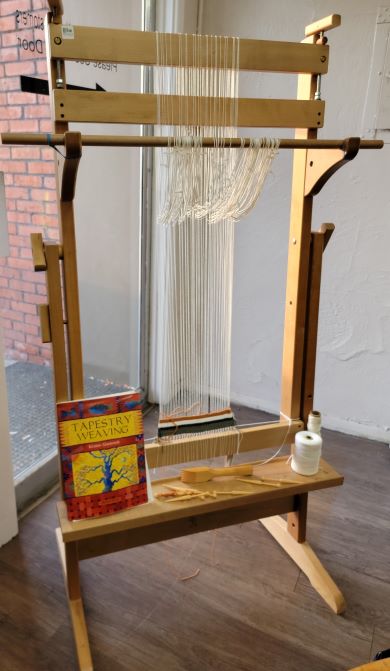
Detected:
left=1, top=4, right=383, bottom=670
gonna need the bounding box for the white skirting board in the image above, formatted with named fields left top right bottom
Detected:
left=229, top=391, right=390, bottom=444
left=0, top=326, right=18, bottom=547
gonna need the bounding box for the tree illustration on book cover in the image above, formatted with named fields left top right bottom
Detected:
left=57, top=391, right=149, bottom=520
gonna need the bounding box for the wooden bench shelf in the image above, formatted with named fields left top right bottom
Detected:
left=57, top=457, right=343, bottom=554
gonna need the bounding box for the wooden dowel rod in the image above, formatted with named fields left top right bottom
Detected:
left=0, top=133, right=384, bottom=150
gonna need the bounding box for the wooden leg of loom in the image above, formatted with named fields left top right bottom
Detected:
left=55, top=528, right=94, bottom=671
left=260, top=515, right=346, bottom=614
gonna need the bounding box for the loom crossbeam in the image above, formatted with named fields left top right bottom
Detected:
left=1, top=131, right=383, bottom=150
left=1, top=5, right=383, bottom=668
left=0, top=131, right=384, bottom=148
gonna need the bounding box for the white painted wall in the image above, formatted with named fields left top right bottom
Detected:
left=200, top=0, right=390, bottom=441
left=62, top=0, right=143, bottom=387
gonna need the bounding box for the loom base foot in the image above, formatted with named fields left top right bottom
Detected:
left=260, top=515, right=346, bottom=615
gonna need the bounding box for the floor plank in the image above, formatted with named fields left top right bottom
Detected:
left=0, top=416, right=389, bottom=671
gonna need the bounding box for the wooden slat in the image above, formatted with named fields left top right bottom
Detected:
left=60, top=201, right=84, bottom=399
left=77, top=496, right=296, bottom=561
left=57, top=456, right=343, bottom=545
left=49, top=24, right=329, bottom=74
left=30, top=232, right=47, bottom=270
left=56, top=133, right=84, bottom=400
left=300, top=231, right=325, bottom=422
left=301, top=226, right=334, bottom=422
left=45, top=243, right=68, bottom=404
left=305, top=14, right=341, bottom=37
left=53, top=90, right=325, bottom=129
left=39, top=304, right=51, bottom=343
left=45, top=15, right=67, bottom=135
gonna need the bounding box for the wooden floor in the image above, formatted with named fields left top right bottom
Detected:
left=0, top=409, right=389, bottom=671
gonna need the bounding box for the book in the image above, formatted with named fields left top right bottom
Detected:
left=57, top=391, right=149, bottom=521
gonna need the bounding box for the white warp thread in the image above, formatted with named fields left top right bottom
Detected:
left=154, top=32, right=279, bottom=457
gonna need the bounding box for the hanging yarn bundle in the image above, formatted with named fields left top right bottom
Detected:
left=154, top=32, right=279, bottom=462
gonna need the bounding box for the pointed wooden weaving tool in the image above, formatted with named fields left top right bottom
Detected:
left=181, top=464, right=253, bottom=484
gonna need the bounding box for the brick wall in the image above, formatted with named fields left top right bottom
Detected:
left=0, top=0, right=58, bottom=365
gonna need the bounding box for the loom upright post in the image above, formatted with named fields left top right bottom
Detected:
left=32, top=5, right=91, bottom=667
left=280, top=31, right=318, bottom=428
left=280, top=27, right=319, bottom=544
left=44, top=6, right=84, bottom=401
left=260, top=16, right=347, bottom=613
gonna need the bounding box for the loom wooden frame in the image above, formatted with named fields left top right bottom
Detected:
left=2, top=6, right=383, bottom=669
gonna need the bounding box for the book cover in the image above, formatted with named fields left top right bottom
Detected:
left=57, top=391, right=148, bottom=521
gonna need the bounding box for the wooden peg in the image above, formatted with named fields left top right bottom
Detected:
left=61, top=132, right=82, bottom=202
left=319, top=222, right=335, bottom=249
left=305, top=137, right=360, bottom=196
left=48, top=0, right=64, bottom=22
left=305, top=14, right=341, bottom=38
left=30, top=233, right=47, bottom=271
left=45, top=243, right=68, bottom=402
left=39, top=304, right=51, bottom=343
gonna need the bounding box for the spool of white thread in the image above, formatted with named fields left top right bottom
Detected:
left=307, top=410, right=322, bottom=435
left=291, top=431, right=322, bottom=476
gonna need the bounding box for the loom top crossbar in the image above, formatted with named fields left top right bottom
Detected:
left=48, top=23, right=330, bottom=75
